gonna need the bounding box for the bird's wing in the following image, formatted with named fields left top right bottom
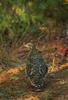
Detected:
left=39, top=63, right=48, bottom=78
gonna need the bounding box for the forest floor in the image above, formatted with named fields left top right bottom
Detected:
left=0, top=41, right=68, bottom=100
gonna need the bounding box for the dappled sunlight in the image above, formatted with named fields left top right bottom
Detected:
left=60, top=63, right=68, bottom=68
left=0, top=63, right=68, bottom=100
left=15, top=95, right=39, bottom=100
left=0, top=63, right=68, bottom=84
left=0, top=64, right=26, bottom=84
left=48, top=63, right=68, bottom=73
left=7, top=66, right=23, bottom=74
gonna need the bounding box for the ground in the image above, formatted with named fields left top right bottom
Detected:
left=0, top=62, right=68, bottom=100
left=0, top=41, right=68, bottom=100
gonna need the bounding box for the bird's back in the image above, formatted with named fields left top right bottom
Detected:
left=26, top=44, right=48, bottom=89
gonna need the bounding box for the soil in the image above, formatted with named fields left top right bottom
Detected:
left=0, top=62, right=68, bottom=100
left=0, top=41, right=68, bottom=100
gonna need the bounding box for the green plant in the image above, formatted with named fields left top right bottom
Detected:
left=0, top=0, right=68, bottom=67
left=0, top=0, right=68, bottom=43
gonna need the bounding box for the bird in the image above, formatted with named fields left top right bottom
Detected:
left=26, top=44, right=48, bottom=90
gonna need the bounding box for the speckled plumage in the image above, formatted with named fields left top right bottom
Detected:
left=26, top=45, right=48, bottom=89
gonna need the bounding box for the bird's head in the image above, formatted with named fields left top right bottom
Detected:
left=24, top=42, right=37, bottom=51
